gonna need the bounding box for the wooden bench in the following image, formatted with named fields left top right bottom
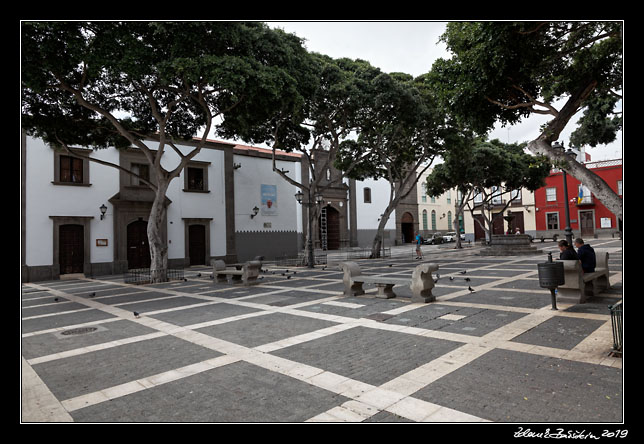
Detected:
left=212, top=260, right=262, bottom=286
left=339, top=261, right=439, bottom=303
left=557, top=252, right=610, bottom=304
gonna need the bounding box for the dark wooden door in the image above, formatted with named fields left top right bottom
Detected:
left=474, top=215, right=486, bottom=241
left=580, top=211, right=594, bottom=237
left=401, top=212, right=414, bottom=243
left=492, top=213, right=505, bottom=235
left=59, top=224, right=84, bottom=274
left=188, top=224, right=206, bottom=265
left=127, top=220, right=151, bottom=269
left=325, top=206, right=341, bottom=250
left=511, top=211, right=525, bottom=234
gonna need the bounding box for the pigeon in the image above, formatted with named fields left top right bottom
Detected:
left=89, top=292, right=96, bottom=298
left=449, top=276, right=454, bottom=281
left=464, top=277, right=471, bottom=282
left=133, top=311, right=141, bottom=318
left=54, top=297, right=59, bottom=302
left=197, top=273, right=201, bottom=277
left=184, top=278, right=188, bottom=282
left=468, top=286, right=475, bottom=292
left=436, top=273, right=440, bottom=279
left=459, top=270, right=467, bottom=274
left=286, top=276, right=291, bottom=279
left=389, top=264, right=393, bottom=267
left=433, top=278, right=439, bottom=283
left=322, top=266, right=327, bottom=270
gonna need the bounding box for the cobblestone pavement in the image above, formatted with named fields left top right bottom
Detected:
left=21, top=239, right=623, bottom=424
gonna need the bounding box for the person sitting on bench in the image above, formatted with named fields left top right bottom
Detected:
left=574, top=237, right=596, bottom=273
left=557, top=239, right=579, bottom=260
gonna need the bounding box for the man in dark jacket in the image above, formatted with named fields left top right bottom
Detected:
left=558, top=240, right=579, bottom=260
left=574, top=238, right=596, bottom=273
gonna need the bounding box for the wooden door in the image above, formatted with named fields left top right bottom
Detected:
left=492, top=213, right=504, bottom=235
left=59, top=224, right=84, bottom=274
left=401, top=212, right=414, bottom=243
left=473, top=215, right=486, bottom=241
left=510, top=211, right=524, bottom=234
left=580, top=211, right=594, bottom=237
left=188, top=224, right=206, bottom=265
left=325, top=206, right=341, bottom=250
left=127, top=220, right=151, bottom=269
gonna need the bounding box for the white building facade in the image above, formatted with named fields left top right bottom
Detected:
left=21, top=134, right=303, bottom=282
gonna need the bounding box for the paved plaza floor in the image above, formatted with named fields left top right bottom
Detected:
left=21, top=239, right=624, bottom=424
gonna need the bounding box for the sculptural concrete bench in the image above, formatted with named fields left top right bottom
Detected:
left=339, top=261, right=439, bottom=303
left=212, top=260, right=262, bottom=286
left=557, top=252, right=610, bottom=304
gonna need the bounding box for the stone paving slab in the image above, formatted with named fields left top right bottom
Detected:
left=69, top=361, right=350, bottom=423
left=270, top=326, right=464, bottom=387
left=413, top=348, right=622, bottom=423
left=32, top=335, right=222, bottom=401
left=21, top=239, right=624, bottom=423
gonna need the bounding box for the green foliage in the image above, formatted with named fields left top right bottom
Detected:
left=425, top=138, right=552, bottom=199
left=430, top=22, right=622, bottom=144
left=21, top=22, right=318, bottom=151
left=334, top=69, right=447, bottom=181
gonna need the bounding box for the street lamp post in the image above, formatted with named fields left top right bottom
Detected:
left=552, top=141, right=577, bottom=246
left=295, top=186, right=323, bottom=269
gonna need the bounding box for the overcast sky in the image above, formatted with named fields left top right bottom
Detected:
left=267, top=21, right=622, bottom=162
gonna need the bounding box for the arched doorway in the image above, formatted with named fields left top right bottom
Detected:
left=127, top=219, right=150, bottom=269
left=401, top=212, right=414, bottom=243
left=319, top=205, right=341, bottom=250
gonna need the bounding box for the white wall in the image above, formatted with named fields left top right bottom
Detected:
left=232, top=154, right=302, bottom=233
left=354, top=178, right=396, bottom=230
left=24, top=136, right=120, bottom=266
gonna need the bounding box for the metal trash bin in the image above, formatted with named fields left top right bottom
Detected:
left=537, top=252, right=565, bottom=310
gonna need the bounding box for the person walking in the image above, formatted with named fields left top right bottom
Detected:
left=415, top=232, right=423, bottom=260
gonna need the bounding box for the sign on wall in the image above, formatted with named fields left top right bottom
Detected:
left=260, top=184, right=277, bottom=216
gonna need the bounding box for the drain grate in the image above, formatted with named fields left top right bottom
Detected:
left=60, top=327, right=98, bottom=336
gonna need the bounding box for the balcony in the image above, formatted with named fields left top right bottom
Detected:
left=575, top=195, right=594, bottom=206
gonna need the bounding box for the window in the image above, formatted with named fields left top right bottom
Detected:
left=431, top=210, right=437, bottom=231
left=60, top=155, right=83, bottom=184
left=447, top=211, right=452, bottom=229
left=446, top=190, right=451, bottom=204
left=617, top=180, right=622, bottom=196
left=421, top=195, right=427, bottom=203
left=546, top=213, right=559, bottom=230
left=187, top=167, right=204, bottom=191
left=546, top=187, right=557, bottom=202
left=363, top=187, right=371, bottom=203
left=430, top=196, right=436, bottom=203
left=422, top=210, right=428, bottom=230
left=131, top=163, right=150, bottom=187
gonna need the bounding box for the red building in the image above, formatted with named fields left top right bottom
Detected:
left=534, top=159, right=622, bottom=240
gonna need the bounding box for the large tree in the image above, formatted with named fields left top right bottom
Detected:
left=430, top=21, right=623, bottom=221
left=425, top=138, right=552, bottom=244
left=22, top=21, right=318, bottom=281
left=267, top=55, right=382, bottom=262
left=336, top=72, right=448, bottom=258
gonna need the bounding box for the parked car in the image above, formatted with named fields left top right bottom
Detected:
left=422, top=233, right=444, bottom=245
left=443, top=232, right=465, bottom=242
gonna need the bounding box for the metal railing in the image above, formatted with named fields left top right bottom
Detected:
left=124, top=268, right=185, bottom=285
left=608, top=300, right=623, bottom=357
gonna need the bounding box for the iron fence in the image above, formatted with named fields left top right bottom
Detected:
left=124, top=268, right=185, bottom=285
left=608, top=300, right=623, bottom=356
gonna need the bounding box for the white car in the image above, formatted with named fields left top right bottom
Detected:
left=443, top=232, right=465, bottom=242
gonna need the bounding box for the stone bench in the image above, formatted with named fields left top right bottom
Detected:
left=212, top=260, right=262, bottom=286
left=557, top=252, right=610, bottom=304
left=339, top=261, right=439, bottom=303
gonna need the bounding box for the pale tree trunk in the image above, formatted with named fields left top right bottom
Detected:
left=527, top=138, right=623, bottom=222
left=371, top=206, right=395, bottom=259
left=148, top=181, right=170, bottom=283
